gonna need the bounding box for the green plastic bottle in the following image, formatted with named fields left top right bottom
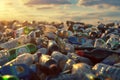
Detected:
left=0, top=75, right=19, bottom=80
left=8, top=43, right=37, bottom=61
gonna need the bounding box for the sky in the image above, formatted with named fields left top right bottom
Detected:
left=0, top=0, right=120, bottom=24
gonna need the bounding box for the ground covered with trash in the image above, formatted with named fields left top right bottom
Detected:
left=0, top=20, right=120, bottom=80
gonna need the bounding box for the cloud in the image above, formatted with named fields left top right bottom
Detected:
left=36, top=6, right=54, bottom=10
left=25, top=0, right=72, bottom=5
left=78, top=0, right=120, bottom=9
left=86, top=11, right=120, bottom=18
left=61, top=11, right=120, bottom=23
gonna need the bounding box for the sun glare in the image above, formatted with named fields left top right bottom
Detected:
left=0, top=1, right=5, bottom=11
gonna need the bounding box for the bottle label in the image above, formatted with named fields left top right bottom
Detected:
left=16, top=46, right=30, bottom=56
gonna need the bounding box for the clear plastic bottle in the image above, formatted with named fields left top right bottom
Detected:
left=94, top=39, right=106, bottom=48
left=101, top=54, right=120, bottom=65
left=51, top=51, right=68, bottom=70
left=55, top=36, right=66, bottom=52
left=67, top=53, right=93, bottom=65
left=39, top=54, right=59, bottom=75
left=0, top=50, right=10, bottom=66
left=93, top=63, right=120, bottom=80
left=48, top=40, right=59, bottom=54
left=36, top=48, right=48, bottom=54
left=0, top=38, right=19, bottom=49
left=106, top=34, right=120, bottom=49
left=72, top=63, right=100, bottom=80
left=44, top=25, right=57, bottom=34
left=62, top=59, right=75, bottom=71
left=4, top=51, right=43, bottom=66
left=81, top=39, right=94, bottom=47
left=65, top=43, right=75, bottom=53
left=4, top=53, right=34, bottom=66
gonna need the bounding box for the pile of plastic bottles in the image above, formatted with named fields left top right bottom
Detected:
left=0, top=20, right=120, bottom=80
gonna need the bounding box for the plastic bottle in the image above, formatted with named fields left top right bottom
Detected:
left=81, top=48, right=112, bottom=64
left=72, top=63, right=100, bottom=80
left=94, top=39, right=106, bottom=48
left=114, top=62, right=120, bottom=67
left=0, top=32, right=4, bottom=42
left=44, top=25, right=57, bottom=34
left=56, top=30, right=73, bottom=38
left=89, top=31, right=98, bottom=39
left=0, top=64, right=32, bottom=79
left=4, top=53, right=34, bottom=66
left=15, top=27, right=24, bottom=38
left=106, top=34, right=119, bottom=49
left=51, top=51, right=68, bottom=70
left=17, top=35, right=31, bottom=45
left=78, top=37, right=87, bottom=45
left=65, top=43, right=75, bottom=53
left=8, top=43, right=37, bottom=61
left=36, top=48, right=48, bottom=54
left=62, top=59, right=75, bottom=71
left=4, top=51, right=43, bottom=67
left=55, top=36, right=66, bottom=53
left=39, top=36, right=49, bottom=48
left=101, top=54, right=120, bottom=65
left=0, top=75, right=19, bottom=80
left=28, top=29, right=41, bottom=39
left=0, top=50, right=10, bottom=66
left=112, top=43, right=120, bottom=51
left=35, top=30, right=41, bottom=38
left=44, top=32, right=56, bottom=40
left=92, top=63, right=120, bottom=80
left=48, top=40, right=59, bottom=54
left=0, top=38, right=19, bottom=49
left=0, top=34, right=31, bottom=49
left=67, top=53, right=93, bottom=65
left=38, top=54, right=60, bottom=75
left=81, top=39, right=94, bottom=47
left=68, top=36, right=81, bottom=45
